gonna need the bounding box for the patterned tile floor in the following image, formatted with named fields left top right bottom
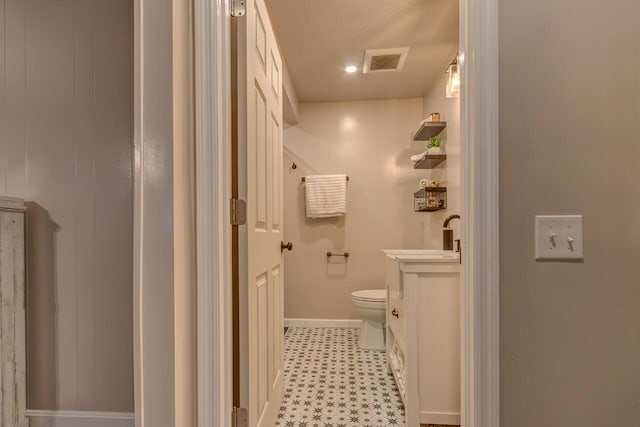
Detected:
left=276, top=327, right=405, bottom=427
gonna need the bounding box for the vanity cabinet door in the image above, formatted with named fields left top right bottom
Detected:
left=387, top=294, right=406, bottom=350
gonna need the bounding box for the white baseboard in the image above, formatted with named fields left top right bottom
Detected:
left=284, top=318, right=362, bottom=328
left=419, top=410, right=460, bottom=426
left=26, top=410, right=134, bottom=427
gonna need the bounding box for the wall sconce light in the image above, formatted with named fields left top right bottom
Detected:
left=445, top=54, right=460, bottom=98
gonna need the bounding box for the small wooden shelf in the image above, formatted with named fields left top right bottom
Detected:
left=413, top=121, right=447, bottom=140
left=413, top=154, right=446, bottom=169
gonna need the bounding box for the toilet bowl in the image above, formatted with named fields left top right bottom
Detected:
left=350, top=289, right=387, bottom=350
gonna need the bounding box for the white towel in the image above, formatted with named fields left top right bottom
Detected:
left=410, top=151, right=427, bottom=162
left=304, top=174, right=347, bottom=218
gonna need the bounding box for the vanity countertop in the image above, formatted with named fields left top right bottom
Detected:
left=382, top=249, right=459, bottom=263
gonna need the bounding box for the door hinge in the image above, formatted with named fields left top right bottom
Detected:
left=232, top=407, right=248, bottom=427
left=230, top=198, right=247, bottom=226
left=231, top=0, right=246, bottom=17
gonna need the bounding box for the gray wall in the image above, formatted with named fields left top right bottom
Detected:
left=283, top=99, right=431, bottom=319
left=0, top=0, right=133, bottom=412
left=500, top=0, right=640, bottom=424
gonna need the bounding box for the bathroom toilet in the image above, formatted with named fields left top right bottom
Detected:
left=350, top=289, right=387, bottom=350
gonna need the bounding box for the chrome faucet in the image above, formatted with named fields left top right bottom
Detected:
left=442, top=214, right=460, bottom=251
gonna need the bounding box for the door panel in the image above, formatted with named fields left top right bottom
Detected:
left=270, top=265, right=281, bottom=387
left=270, top=116, right=281, bottom=231
left=254, top=84, right=268, bottom=230
left=236, top=0, right=284, bottom=425
left=256, top=273, right=268, bottom=414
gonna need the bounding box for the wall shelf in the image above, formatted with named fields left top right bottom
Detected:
left=413, top=154, right=446, bottom=169
left=413, top=121, right=447, bottom=140
left=414, top=187, right=447, bottom=212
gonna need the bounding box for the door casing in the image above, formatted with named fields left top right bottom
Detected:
left=191, top=0, right=500, bottom=426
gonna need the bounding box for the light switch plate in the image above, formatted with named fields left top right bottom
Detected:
left=535, top=215, right=583, bottom=260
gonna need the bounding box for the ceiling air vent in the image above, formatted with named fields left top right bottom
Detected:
left=362, top=47, right=410, bottom=74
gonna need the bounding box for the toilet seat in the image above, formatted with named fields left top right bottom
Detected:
left=351, top=289, right=386, bottom=302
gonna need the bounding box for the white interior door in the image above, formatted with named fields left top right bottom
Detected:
left=235, top=0, right=285, bottom=425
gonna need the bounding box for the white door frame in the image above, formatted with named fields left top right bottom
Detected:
left=194, top=0, right=233, bottom=426
left=193, top=0, right=499, bottom=426
left=459, top=0, right=500, bottom=425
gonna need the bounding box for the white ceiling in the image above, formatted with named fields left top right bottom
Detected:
left=265, top=0, right=460, bottom=103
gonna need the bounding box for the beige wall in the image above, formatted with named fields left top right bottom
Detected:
left=284, top=98, right=442, bottom=319
left=500, top=0, right=640, bottom=424
left=0, top=0, right=133, bottom=412
left=422, top=66, right=461, bottom=248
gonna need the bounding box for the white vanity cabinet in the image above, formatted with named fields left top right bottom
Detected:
left=383, top=250, right=460, bottom=427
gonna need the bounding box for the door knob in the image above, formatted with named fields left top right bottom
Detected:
left=281, top=241, right=293, bottom=252
left=392, top=308, right=399, bottom=318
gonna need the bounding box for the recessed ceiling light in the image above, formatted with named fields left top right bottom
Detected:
left=345, top=65, right=357, bottom=73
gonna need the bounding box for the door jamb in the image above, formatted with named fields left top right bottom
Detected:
left=194, top=0, right=233, bottom=426
left=193, top=0, right=500, bottom=425
left=459, top=0, right=500, bottom=425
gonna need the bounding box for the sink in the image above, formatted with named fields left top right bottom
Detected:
left=382, top=249, right=459, bottom=261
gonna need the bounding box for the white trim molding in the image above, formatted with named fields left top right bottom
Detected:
left=194, top=0, right=233, bottom=427
left=27, top=410, right=134, bottom=427
left=284, top=318, right=362, bottom=329
left=419, top=410, right=460, bottom=426
left=460, top=0, right=500, bottom=426
left=133, top=0, right=178, bottom=425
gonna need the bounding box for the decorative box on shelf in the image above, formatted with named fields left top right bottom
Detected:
left=414, top=187, right=447, bottom=212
